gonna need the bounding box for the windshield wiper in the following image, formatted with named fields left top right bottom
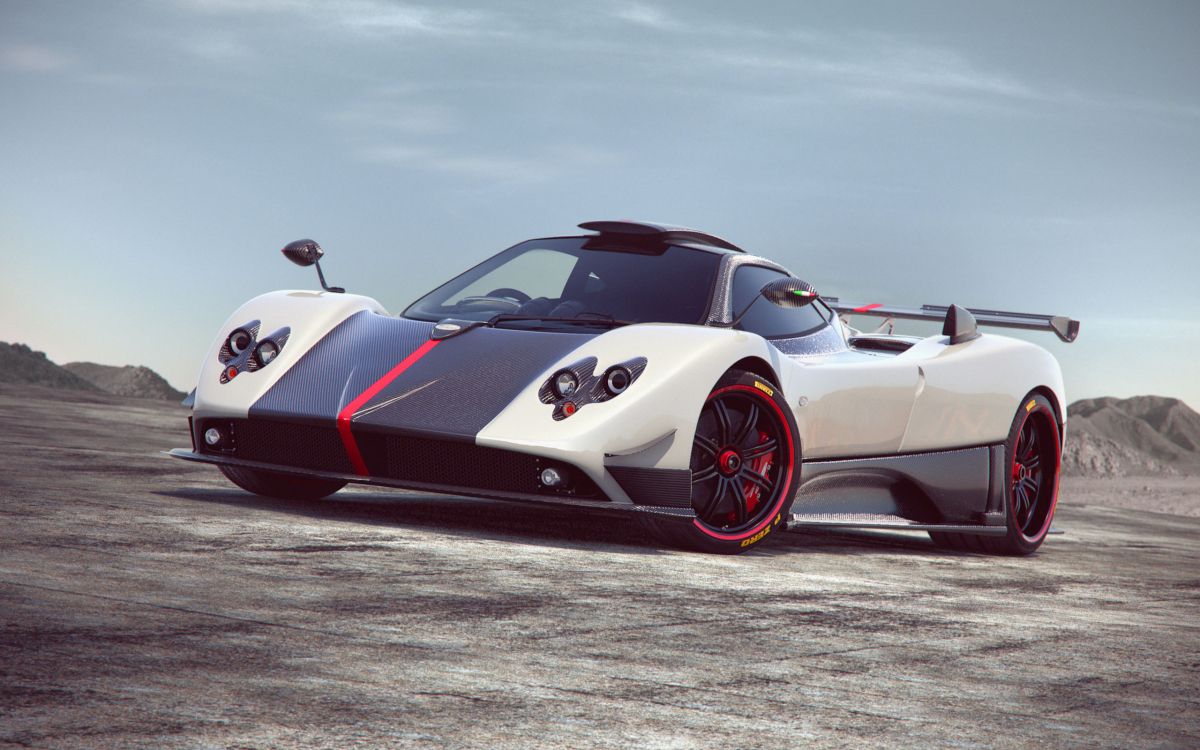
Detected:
left=487, top=313, right=632, bottom=329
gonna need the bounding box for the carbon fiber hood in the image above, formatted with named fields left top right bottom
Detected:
left=251, top=311, right=594, bottom=439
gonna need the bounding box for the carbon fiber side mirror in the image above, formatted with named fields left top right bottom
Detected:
left=762, top=278, right=819, bottom=309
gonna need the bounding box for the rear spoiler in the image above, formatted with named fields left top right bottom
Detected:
left=824, top=297, right=1080, bottom=343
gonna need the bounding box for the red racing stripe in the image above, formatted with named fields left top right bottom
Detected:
left=337, top=339, right=440, bottom=476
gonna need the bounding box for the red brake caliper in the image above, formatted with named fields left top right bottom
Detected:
left=742, top=429, right=774, bottom=516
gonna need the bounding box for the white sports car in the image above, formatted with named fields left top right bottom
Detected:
left=170, top=221, right=1079, bottom=554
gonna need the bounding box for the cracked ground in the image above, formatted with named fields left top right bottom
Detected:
left=1, top=384, right=1198, bottom=749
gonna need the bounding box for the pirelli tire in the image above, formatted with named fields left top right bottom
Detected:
left=218, top=464, right=347, bottom=501
left=639, top=369, right=800, bottom=554
left=929, top=391, right=1062, bottom=556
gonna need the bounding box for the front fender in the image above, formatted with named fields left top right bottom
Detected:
left=476, top=324, right=780, bottom=481
left=192, top=290, right=386, bottom=419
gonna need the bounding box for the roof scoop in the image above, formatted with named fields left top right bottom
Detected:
left=281, top=239, right=344, bottom=293
left=579, top=220, right=744, bottom=252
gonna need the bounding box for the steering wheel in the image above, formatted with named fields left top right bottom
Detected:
left=486, top=287, right=531, bottom=303
left=454, top=296, right=522, bottom=313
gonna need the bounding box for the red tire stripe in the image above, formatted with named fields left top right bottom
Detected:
left=337, top=339, right=440, bottom=476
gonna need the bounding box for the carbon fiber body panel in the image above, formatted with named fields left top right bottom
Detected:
left=793, top=445, right=996, bottom=524
left=606, top=466, right=692, bottom=508
left=170, top=449, right=642, bottom=512
left=705, top=255, right=792, bottom=325
left=353, top=326, right=591, bottom=438
left=251, top=311, right=435, bottom=423
left=768, top=324, right=848, bottom=357
left=194, top=418, right=605, bottom=499
left=251, top=310, right=594, bottom=440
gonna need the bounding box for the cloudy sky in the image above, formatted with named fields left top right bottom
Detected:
left=2, top=0, right=1197, bottom=407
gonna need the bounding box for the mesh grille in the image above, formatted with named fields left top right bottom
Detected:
left=375, top=434, right=542, bottom=493
left=212, top=418, right=603, bottom=499
left=221, top=419, right=354, bottom=475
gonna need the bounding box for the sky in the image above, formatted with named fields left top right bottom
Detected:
left=1, top=0, right=1198, bottom=408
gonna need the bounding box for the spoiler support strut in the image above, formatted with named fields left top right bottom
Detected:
left=824, top=297, right=1080, bottom=343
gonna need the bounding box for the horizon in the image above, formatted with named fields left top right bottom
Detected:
left=2, top=1, right=1197, bottom=409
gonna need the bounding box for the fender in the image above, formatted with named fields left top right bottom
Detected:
left=477, top=323, right=780, bottom=482
left=193, top=290, right=385, bottom=419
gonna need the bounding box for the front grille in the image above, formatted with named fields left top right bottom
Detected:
left=231, top=419, right=355, bottom=474
left=374, top=433, right=542, bottom=493
left=205, top=418, right=604, bottom=500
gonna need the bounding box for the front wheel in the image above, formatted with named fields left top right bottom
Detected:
left=219, top=464, right=346, bottom=501
left=930, top=392, right=1062, bottom=555
left=640, top=370, right=800, bottom=554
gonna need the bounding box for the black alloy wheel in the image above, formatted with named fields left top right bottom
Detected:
left=639, top=369, right=800, bottom=554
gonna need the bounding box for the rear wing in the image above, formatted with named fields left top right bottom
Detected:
left=824, top=297, right=1080, bottom=343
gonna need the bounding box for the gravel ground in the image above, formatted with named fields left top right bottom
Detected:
left=1, top=384, right=1198, bottom=749
left=1061, top=476, right=1200, bottom=518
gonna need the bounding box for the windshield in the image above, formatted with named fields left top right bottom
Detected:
left=403, top=237, right=721, bottom=328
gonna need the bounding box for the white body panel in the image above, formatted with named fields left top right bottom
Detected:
left=192, top=290, right=383, bottom=419
left=897, top=335, right=1066, bottom=452
left=476, top=319, right=1067, bottom=501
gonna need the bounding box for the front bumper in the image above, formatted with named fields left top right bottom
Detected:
left=172, top=415, right=696, bottom=518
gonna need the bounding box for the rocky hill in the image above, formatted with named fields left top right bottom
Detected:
left=0, top=342, right=183, bottom=402
left=0, top=343, right=100, bottom=392
left=1064, top=396, right=1200, bottom=477
left=63, top=362, right=186, bottom=402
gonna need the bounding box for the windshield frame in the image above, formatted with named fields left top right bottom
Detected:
left=401, top=236, right=725, bottom=328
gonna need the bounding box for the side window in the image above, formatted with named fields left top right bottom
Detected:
left=731, top=265, right=829, bottom=338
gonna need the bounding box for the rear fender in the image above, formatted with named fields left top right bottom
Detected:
left=898, top=334, right=1067, bottom=452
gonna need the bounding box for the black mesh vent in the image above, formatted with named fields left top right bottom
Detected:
left=209, top=418, right=605, bottom=500
left=374, top=434, right=542, bottom=493
left=227, top=419, right=355, bottom=475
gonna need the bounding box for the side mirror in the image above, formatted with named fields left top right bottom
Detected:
left=762, top=277, right=819, bottom=308
left=282, top=239, right=323, bottom=267
left=280, top=238, right=344, bottom=293
left=723, top=277, right=819, bottom=328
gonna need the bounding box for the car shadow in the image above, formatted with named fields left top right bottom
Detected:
left=158, top=485, right=961, bottom=559
left=156, top=486, right=671, bottom=556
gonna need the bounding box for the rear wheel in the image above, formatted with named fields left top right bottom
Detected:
left=640, top=370, right=800, bottom=554
left=930, top=392, right=1061, bottom=555
left=219, top=464, right=346, bottom=501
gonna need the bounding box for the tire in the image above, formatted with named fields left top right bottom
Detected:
left=640, top=369, right=801, bottom=554
left=929, top=392, right=1061, bottom=555
left=218, top=464, right=346, bottom=501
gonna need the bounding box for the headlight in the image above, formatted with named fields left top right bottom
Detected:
left=553, top=370, right=578, bottom=398
left=228, top=329, right=253, bottom=355
left=254, top=340, right=280, bottom=366
left=604, top=366, right=632, bottom=395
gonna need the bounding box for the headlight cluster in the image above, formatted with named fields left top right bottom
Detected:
left=539, top=356, right=648, bottom=420
left=217, top=320, right=291, bottom=383
left=553, top=371, right=578, bottom=398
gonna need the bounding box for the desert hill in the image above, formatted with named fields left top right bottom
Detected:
left=0, top=342, right=183, bottom=402
left=0, top=342, right=100, bottom=392
left=63, top=362, right=185, bottom=402
left=1064, top=395, right=1200, bottom=477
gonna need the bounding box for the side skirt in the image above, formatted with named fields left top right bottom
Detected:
left=787, top=444, right=1008, bottom=534
left=787, top=513, right=1008, bottom=536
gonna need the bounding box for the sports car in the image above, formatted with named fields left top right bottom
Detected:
left=170, top=221, right=1080, bottom=554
